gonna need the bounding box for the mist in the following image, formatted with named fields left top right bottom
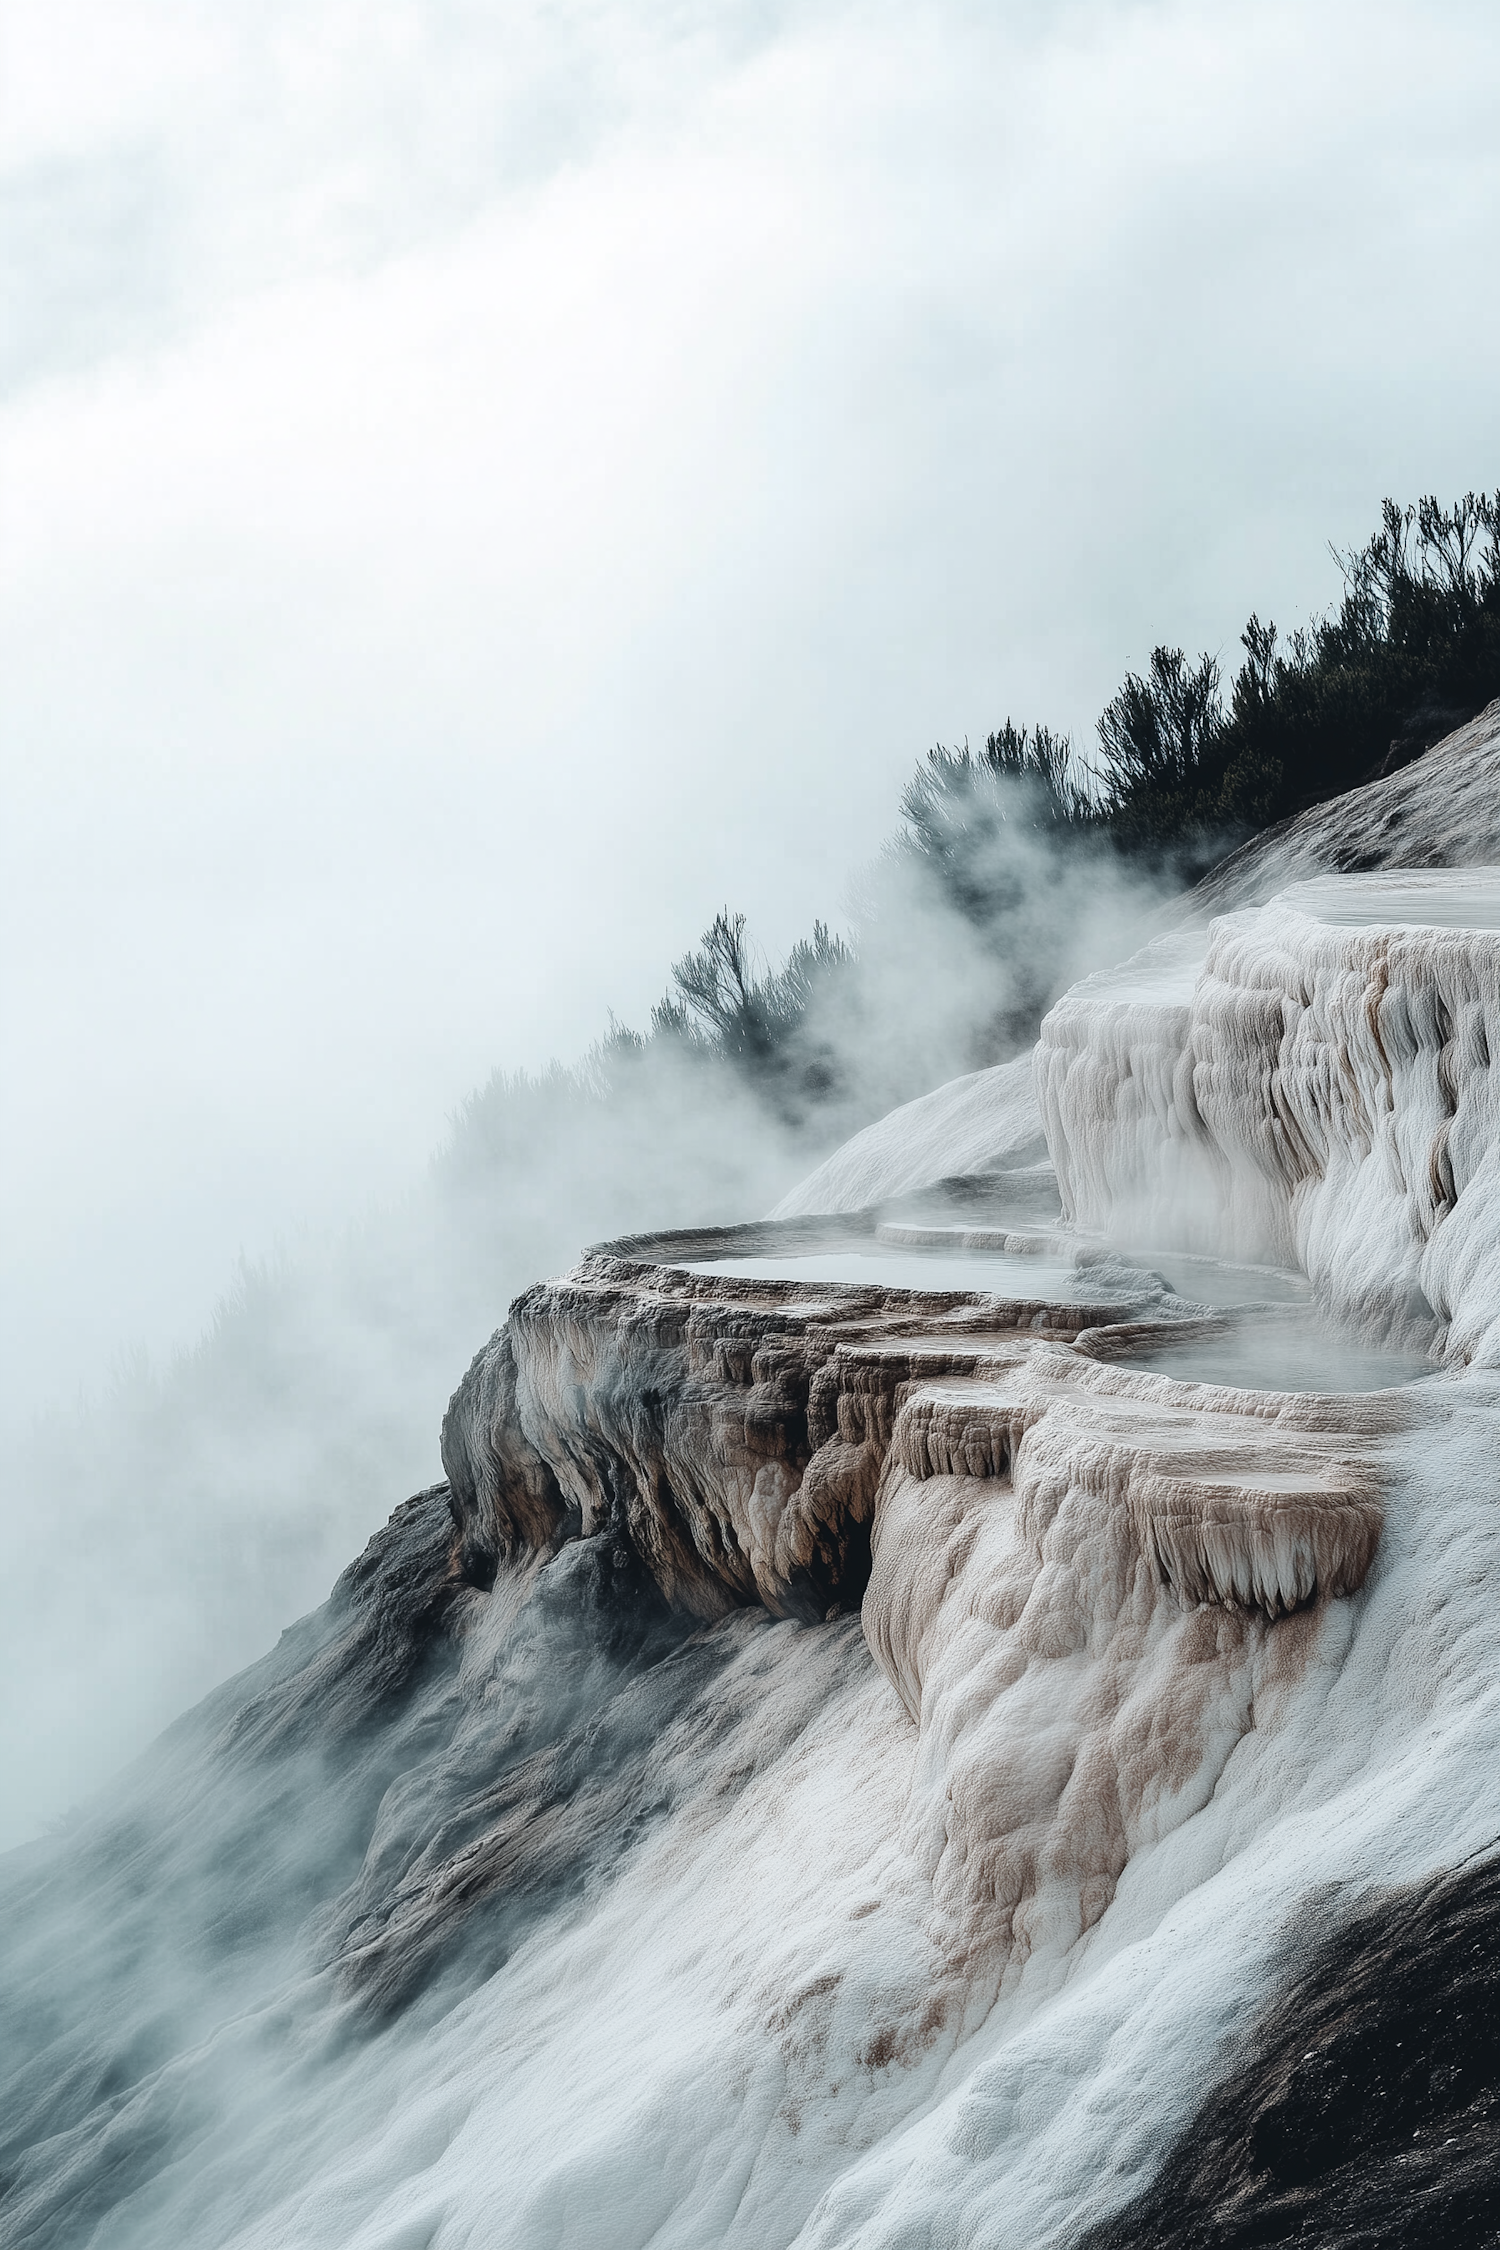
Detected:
left=4, top=0, right=1500, bottom=1830
left=6, top=0, right=1500, bottom=1403
left=0, top=765, right=1168, bottom=1844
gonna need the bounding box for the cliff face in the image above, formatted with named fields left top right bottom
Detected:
left=440, top=1230, right=1184, bottom=1624
left=11, top=857, right=1500, bottom=2248
left=435, top=1214, right=1402, bottom=2005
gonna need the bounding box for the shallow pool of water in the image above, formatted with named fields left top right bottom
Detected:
left=1131, top=1317, right=1435, bottom=1394
left=1111, top=1252, right=1310, bottom=1309
left=674, top=1249, right=1130, bottom=1298
left=874, top=1227, right=1311, bottom=1311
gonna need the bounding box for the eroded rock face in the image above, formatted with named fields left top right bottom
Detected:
left=437, top=1214, right=1410, bottom=2011
left=441, top=1235, right=1174, bottom=1623
left=14, top=862, right=1500, bottom=2250
left=416, top=891, right=1462, bottom=2223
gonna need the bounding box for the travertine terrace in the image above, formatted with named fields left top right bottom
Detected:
left=1039, top=869, right=1500, bottom=1360
left=14, top=858, right=1500, bottom=2250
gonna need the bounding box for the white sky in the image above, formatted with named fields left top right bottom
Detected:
left=3, top=0, right=1499, bottom=1419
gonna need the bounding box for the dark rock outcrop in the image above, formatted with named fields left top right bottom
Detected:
left=1075, top=1851, right=1500, bottom=2250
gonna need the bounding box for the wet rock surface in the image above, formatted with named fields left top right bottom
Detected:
left=1076, top=1850, right=1500, bottom=2250
left=0, top=1486, right=870, bottom=2245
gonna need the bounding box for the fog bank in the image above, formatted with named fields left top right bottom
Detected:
left=5, top=0, right=1500, bottom=1422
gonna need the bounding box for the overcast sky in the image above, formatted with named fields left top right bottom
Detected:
left=3, top=0, right=1498, bottom=1420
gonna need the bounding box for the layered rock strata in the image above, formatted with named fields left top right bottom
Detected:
left=441, top=1226, right=1181, bottom=1623
left=437, top=1214, right=1411, bottom=2025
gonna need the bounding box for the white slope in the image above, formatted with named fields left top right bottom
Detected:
left=132, top=1372, right=1500, bottom=2250
left=1189, top=697, right=1500, bottom=912
left=774, top=701, right=1500, bottom=1227
left=770, top=1055, right=1045, bottom=1217
left=15, top=858, right=1500, bottom=2250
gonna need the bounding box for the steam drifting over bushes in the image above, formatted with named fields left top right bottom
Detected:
left=685, top=493, right=1500, bottom=1095
left=4, top=494, right=1496, bottom=1849
left=900, top=491, right=1500, bottom=903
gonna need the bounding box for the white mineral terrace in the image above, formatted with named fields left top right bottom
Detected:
left=672, top=1246, right=1106, bottom=1297
left=1037, top=868, right=1500, bottom=1362
left=609, top=875, right=1489, bottom=1659
left=19, top=833, right=1500, bottom=2250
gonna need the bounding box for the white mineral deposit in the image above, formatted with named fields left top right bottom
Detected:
left=16, top=756, right=1500, bottom=2245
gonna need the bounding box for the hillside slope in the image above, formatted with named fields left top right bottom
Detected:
left=9, top=850, right=1500, bottom=2246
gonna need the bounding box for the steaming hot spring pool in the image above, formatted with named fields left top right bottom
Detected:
left=668, top=1246, right=1114, bottom=1296
left=638, top=1225, right=1439, bottom=1395
left=663, top=1225, right=1315, bottom=1312
left=1122, top=1314, right=1437, bottom=1395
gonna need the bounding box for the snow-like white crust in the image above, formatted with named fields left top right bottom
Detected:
left=1189, top=696, right=1500, bottom=912
left=860, top=1349, right=1399, bottom=1973
left=173, top=1371, right=1487, bottom=2250
left=1039, top=870, right=1500, bottom=1362
left=769, top=1055, right=1045, bottom=1216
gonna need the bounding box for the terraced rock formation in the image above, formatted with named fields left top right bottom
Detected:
left=440, top=1224, right=1188, bottom=1621
left=12, top=862, right=1500, bottom=2250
